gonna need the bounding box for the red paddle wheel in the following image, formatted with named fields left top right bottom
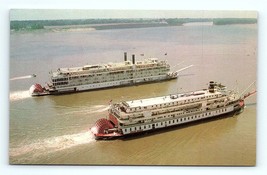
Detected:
left=91, top=118, right=122, bottom=139
left=91, top=118, right=114, bottom=135
left=29, top=83, right=44, bottom=94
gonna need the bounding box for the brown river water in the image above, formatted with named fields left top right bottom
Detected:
left=9, top=23, right=257, bottom=165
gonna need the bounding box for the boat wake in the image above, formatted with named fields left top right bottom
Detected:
left=92, top=105, right=110, bottom=113
left=61, top=105, right=110, bottom=116
left=10, top=75, right=35, bottom=81
left=9, top=90, right=31, bottom=102
left=9, top=131, right=95, bottom=158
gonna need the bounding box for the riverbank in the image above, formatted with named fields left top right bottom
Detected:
left=10, top=18, right=257, bottom=33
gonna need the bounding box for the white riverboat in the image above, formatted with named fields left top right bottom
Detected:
left=91, top=81, right=255, bottom=139
left=29, top=52, right=192, bottom=96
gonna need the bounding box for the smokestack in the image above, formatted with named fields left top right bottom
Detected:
left=209, top=81, right=215, bottom=93
left=132, top=54, right=135, bottom=64
left=124, top=52, right=127, bottom=61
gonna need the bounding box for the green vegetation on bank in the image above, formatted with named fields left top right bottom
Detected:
left=10, top=18, right=257, bottom=31
left=11, top=21, right=44, bottom=30
left=165, top=18, right=212, bottom=25
left=213, top=18, right=257, bottom=25
left=10, top=18, right=163, bottom=31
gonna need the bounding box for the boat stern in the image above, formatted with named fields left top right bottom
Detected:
left=234, top=99, right=245, bottom=115
left=90, top=118, right=121, bottom=140
left=29, top=83, right=49, bottom=96
left=29, top=83, right=44, bottom=95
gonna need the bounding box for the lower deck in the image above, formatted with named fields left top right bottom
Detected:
left=55, top=74, right=171, bottom=92
left=119, top=104, right=240, bottom=135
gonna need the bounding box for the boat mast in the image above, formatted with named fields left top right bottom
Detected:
left=240, top=81, right=257, bottom=100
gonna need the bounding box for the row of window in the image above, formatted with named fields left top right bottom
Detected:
left=69, top=66, right=168, bottom=76
left=124, top=102, right=207, bottom=120
left=126, top=102, right=225, bottom=121
left=53, top=82, right=68, bottom=86
left=69, top=71, right=163, bottom=81
left=67, top=73, right=165, bottom=87
left=138, top=68, right=163, bottom=72
left=52, top=78, right=68, bottom=82
left=123, top=108, right=229, bottom=133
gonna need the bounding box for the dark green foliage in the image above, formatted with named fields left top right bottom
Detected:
left=165, top=18, right=212, bottom=25
left=10, top=20, right=44, bottom=30
left=213, top=18, right=257, bottom=25
left=30, top=23, right=44, bottom=29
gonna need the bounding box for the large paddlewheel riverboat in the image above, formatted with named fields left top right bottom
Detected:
left=91, top=81, right=256, bottom=139
left=29, top=52, right=192, bottom=96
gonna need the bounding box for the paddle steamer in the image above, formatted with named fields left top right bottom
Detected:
left=91, top=81, right=255, bottom=139
left=29, top=52, right=192, bottom=96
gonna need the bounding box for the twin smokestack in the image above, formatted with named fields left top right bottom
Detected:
left=124, top=52, right=135, bottom=64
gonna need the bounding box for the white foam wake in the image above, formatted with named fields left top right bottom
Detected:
left=93, top=105, right=110, bottom=113
left=9, top=90, right=31, bottom=102
left=61, top=105, right=110, bottom=116
left=10, top=75, right=33, bottom=81
left=9, top=131, right=95, bottom=157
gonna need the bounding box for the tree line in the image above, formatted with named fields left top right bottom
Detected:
left=10, top=18, right=257, bottom=31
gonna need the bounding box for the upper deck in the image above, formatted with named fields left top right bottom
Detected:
left=114, top=82, right=236, bottom=114
left=126, top=90, right=213, bottom=108
left=51, top=57, right=168, bottom=78
left=121, top=90, right=223, bottom=110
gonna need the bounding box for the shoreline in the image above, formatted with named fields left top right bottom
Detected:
left=10, top=22, right=257, bottom=34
